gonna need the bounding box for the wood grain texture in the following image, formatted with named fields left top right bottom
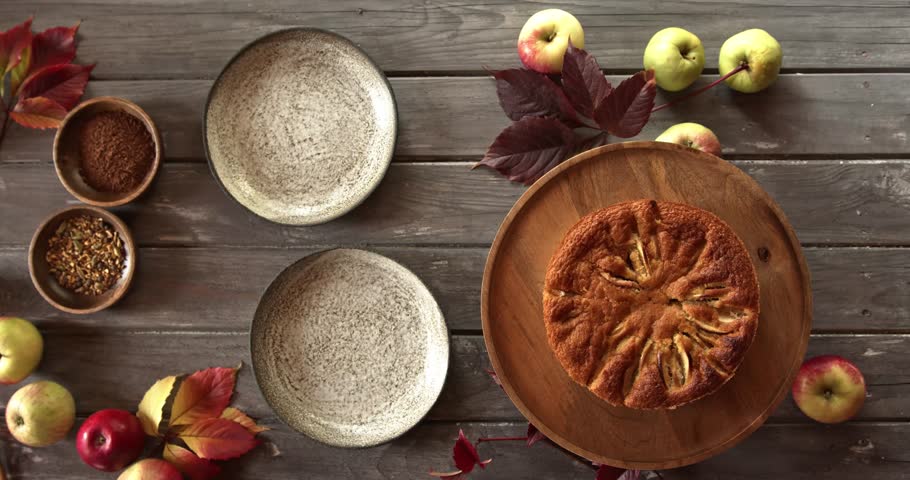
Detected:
left=483, top=143, right=811, bottom=468
left=3, top=75, right=910, bottom=161
left=0, top=333, right=905, bottom=422
left=0, top=161, right=908, bottom=247
left=4, top=1, right=909, bottom=78
left=4, top=419, right=907, bottom=480
left=0, top=1, right=906, bottom=477
left=0, top=247, right=906, bottom=332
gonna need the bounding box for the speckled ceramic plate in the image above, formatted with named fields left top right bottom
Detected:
left=204, top=29, right=397, bottom=225
left=250, top=249, right=449, bottom=447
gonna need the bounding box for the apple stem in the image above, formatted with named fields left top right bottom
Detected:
left=476, top=436, right=528, bottom=443
left=651, top=63, right=748, bottom=113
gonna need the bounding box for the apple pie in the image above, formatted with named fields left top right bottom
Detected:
left=543, top=200, right=759, bottom=409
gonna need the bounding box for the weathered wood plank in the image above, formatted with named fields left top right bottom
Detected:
left=6, top=420, right=907, bottom=480
left=0, top=334, right=906, bottom=422
left=4, top=1, right=909, bottom=78
left=4, top=75, right=910, bottom=161
left=0, top=162, right=908, bottom=246
left=0, top=247, right=906, bottom=332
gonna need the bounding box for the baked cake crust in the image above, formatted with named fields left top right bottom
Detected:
left=543, top=200, right=760, bottom=409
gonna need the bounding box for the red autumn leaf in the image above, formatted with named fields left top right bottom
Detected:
left=163, top=443, right=221, bottom=480
left=561, top=41, right=612, bottom=118
left=178, top=417, right=259, bottom=460
left=593, top=70, right=656, bottom=138
left=453, top=429, right=491, bottom=473
left=429, top=430, right=491, bottom=478
left=9, top=45, right=32, bottom=97
left=17, top=63, right=94, bottom=110
left=595, top=464, right=628, bottom=480
left=492, top=68, right=578, bottom=124
left=9, top=96, right=67, bottom=129
left=220, top=407, right=269, bottom=434
left=1, top=18, right=33, bottom=98
left=0, top=17, right=32, bottom=75
left=526, top=423, right=547, bottom=447
left=476, top=116, right=577, bottom=185
left=170, top=366, right=238, bottom=427
left=29, top=22, right=80, bottom=74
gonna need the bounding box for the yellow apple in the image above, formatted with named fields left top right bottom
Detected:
left=719, top=29, right=782, bottom=93
left=0, top=317, right=43, bottom=384
left=5, top=381, right=75, bottom=447
left=517, top=9, right=584, bottom=74
left=643, top=27, right=705, bottom=92
left=118, top=459, right=182, bottom=480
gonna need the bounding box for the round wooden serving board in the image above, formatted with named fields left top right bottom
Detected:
left=481, top=142, right=812, bottom=470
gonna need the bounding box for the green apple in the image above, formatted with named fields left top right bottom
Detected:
left=517, top=9, right=585, bottom=74
left=655, top=122, right=722, bottom=157
left=5, top=381, right=75, bottom=447
left=0, top=317, right=43, bottom=384
left=643, top=27, right=705, bottom=92
left=719, top=29, right=782, bottom=93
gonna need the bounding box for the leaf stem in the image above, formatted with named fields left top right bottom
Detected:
left=651, top=63, right=748, bottom=113
left=575, top=114, right=601, bottom=130
left=0, top=106, right=11, bottom=150
left=476, top=436, right=528, bottom=443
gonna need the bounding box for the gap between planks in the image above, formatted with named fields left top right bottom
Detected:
left=77, top=67, right=910, bottom=82
left=5, top=157, right=910, bottom=166
left=2, top=245, right=909, bottom=252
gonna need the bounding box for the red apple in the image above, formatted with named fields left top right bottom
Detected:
left=655, top=122, right=722, bottom=157
left=517, top=9, right=585, bottom=74
left=77, top=409, right=146, bottom=472
left=792, top=355, right=866, bottom=424
left=118, top=459, right=182, bottom=480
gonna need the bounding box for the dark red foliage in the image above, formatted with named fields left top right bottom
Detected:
left=561, top=41, right=612, bottom=118
left=595, top=464, right=628, bottom=480
left=476, top=116, right=578, bottom=184
left=481, top=46, right=655, bottom=185
left=526, top=423, right=547, bottom=447
left=594, top=70, right=656, bottom=138
left=429, top=430, right=492, bottom=479
left=492, top=68, right=578, bottom=124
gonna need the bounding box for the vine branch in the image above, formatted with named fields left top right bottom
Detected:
left=651, top=63, right=748, bottom=113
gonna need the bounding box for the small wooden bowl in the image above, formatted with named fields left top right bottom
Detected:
left=53, top=97, right=162, bottom=207
left=29, top=206, right=137, bottom=314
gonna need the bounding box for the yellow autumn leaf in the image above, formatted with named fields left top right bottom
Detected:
left=137, top=375, right=178, bottom=436
left=221, top=407, right=270, bottom=434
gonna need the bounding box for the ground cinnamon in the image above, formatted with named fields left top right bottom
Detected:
left=77, top=111, right=154, bottom=193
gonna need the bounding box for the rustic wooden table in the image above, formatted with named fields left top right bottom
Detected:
left=1, top=1, right=908, bottom=479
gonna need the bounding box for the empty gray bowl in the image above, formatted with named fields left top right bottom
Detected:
left=204, top=29, right=398, bottom=225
